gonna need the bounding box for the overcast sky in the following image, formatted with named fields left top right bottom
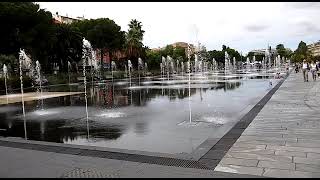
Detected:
left=37, top=2, right=320, bottom=54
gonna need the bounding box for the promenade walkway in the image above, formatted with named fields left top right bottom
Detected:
left=0, top=143, right=259, bottom=178
left=214, top=71, right=320, bottom=178
left=2, top=70, right=319, bottom=178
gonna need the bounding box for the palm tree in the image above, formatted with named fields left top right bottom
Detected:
left=52, top=24, right=83, bottom=73
left=126, top=19, right=145, bottom=67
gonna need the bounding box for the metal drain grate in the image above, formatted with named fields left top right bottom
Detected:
left=60, top=168, right=119, bottom=178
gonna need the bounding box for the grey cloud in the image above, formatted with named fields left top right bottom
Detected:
left=298, top=21, right=320, bottom=33
left=285, top=2, right=320, bottom=9
left=244, top=24, right=269, bottom=32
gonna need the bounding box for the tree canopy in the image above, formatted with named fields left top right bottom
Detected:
left=208, top=45, right=243, bottom=64
left=0, top=2, right=55, bottom=72
left=291, top=41, right=309, bottom=63
left=125, top=19, right=145, bottom=67
left=72, top=18, right=126, bottom=70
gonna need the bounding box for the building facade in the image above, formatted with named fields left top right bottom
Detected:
left=307, top=41, right=320, bottom=57
left=52, top=12, right=127, bottom=68
left=249, top=48, right=277, bottom=56
left=52, top=12, right=84, bottom=24
left=151, top=42, right=195, bottom=56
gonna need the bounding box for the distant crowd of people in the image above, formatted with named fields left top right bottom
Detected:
left=295, top=60, right=320, bottom=82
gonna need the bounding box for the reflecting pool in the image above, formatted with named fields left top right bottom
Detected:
left=0, top=70, right=281, bottom=155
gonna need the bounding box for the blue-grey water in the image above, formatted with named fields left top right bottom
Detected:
left=0, top=71, right=279, bottom=155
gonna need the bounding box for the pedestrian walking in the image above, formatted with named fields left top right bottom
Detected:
left=316, top=60, right=320, bottom=77
left=302, top=60, right=309, bottom=82
left=295, top=63, right=299, bottom=73
left=310, top=61, right=317, bottom=81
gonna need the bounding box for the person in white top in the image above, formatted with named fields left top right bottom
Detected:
left=302, top=60, right=309, bottom=82
left=310, top=61, right=317, bottom=81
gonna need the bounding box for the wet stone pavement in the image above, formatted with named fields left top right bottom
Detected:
left=0, top=144, right=263, bottom=178
left=214, top=71, right=320, bottom=178
left=0, top=70, right=310, bottom=178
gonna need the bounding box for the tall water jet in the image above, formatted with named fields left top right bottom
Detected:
left=91, top=49, right=99, bottom=78
left=181, top=61, right=184, bottom=75
left=19, top=49, right=27, bottom=140
left=19, top=50, right=33, bottom=77
left=161, top=56, right=166, bottom=78
left=68, top=61, right=72, bottom=85
left=187, top=44, right=192, bottom=123
left=246, top=57, right=251, bottom=70
left=170, top=61, right=174, bottom=77
left=128, top=60, right=133, bottom=104
left=212, top=58, right=217, bottom=72
left=111, top=61, right=116, bottom=105
left=128, top=60, right=132, bottom=87
left=138, top=58, right=143, bottom=85
left=199, top=60, right=203, bottom=75
left=3, top=64, right=8, bottom=104
left=82, top=38, right=97, bottom=85
left=124, top=64, right=128, bottom=78
left=225, top=51, right=230, bottom=74
left=160, top=62, right=164, bottom=95
left=35, top=60, right=43, bottom=110
left=82, top=38, right=90, bottom=139
left=233, top=57, right=236, bottom=70
left=111, top=61, right=116, bottom=83
left=144, top=62, right=148, bottom=75
left=176, top=60, right=179, bottom=74
left=194, top=54, right=198, bottom=72
left=211, top=59, right=214, bottom=72
left=160, top=63, right=163, bottom=78
left=166, top=56, right=171, bottom=80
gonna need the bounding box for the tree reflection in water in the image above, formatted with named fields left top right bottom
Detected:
left=0, top=78, right=244, bottom=144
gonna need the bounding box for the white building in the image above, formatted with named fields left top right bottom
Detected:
left=52, top=12, right=85, bottom=24
left=307, top=41, right=320, bottom=57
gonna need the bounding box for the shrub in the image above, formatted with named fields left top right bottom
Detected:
left=0, top=76, right=33, bottom=94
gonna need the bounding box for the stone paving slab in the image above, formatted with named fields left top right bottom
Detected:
left=263, top=168, right=320, bottom=178
left=220, top=158, right=259, bottom=167
left=215, top=164, right=264, bottom=176
left=257, top=160, right=295, bottom=170
left=214, top=72, right=320, bottom=177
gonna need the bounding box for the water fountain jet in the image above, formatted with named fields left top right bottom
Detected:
left=35, top=60, right=43, bottom=110
left=3, top=64, right=8, bottom=104
left=19, top=49, right=27, bottom=140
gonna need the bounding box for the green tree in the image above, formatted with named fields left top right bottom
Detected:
left=208, top=50, right=224, bottom=63
left=162, top=45, right=174, bottom=57
left=0, top=2, right=55, bottom=73
left=276, top=44, right=287, bottom=58
left=72, top=18, right=125, bottom=71
left=208, top=46, right=241, bottom=64
left=87, top=18, right=125, bottom=70
left=145, top=49, right=161, bottom=70
left=126, top=19, right=145, bottom=67
left=0, top=54, right=17, bottom=74
left=49, top=24, right=83, bottom=73
left=292, top=41, right=308, bottom=63
left=296, top=41, right=308, bottom=56
left=172, top=47, right=187, bottom=61
left=225, top=46, right=241, bottom=61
